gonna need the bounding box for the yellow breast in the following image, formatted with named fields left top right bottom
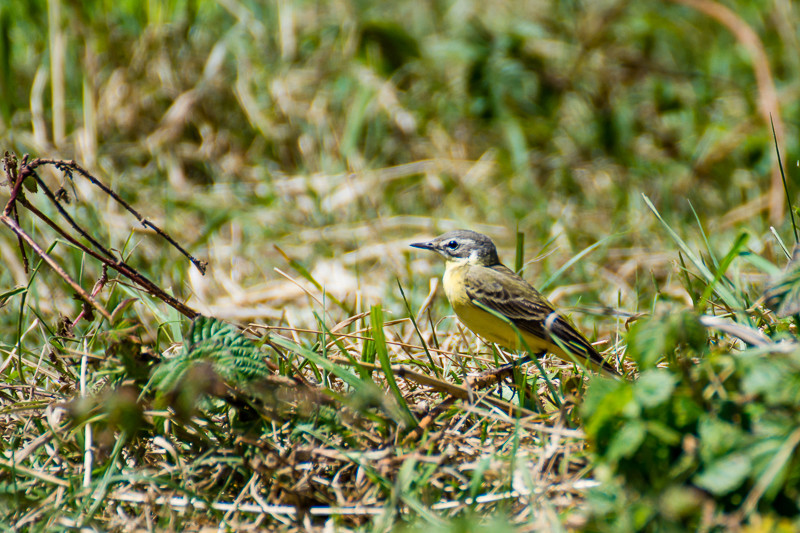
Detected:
left=442, top=262, right=550, bottom=352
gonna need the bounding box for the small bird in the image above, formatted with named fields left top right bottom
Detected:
left=411, top=230, right=619, bottom=376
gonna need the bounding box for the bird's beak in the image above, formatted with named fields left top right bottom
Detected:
left=410, top=240, right=435, bottom=251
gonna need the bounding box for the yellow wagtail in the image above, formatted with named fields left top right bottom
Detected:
left=411, top=230, right=620, bottom=376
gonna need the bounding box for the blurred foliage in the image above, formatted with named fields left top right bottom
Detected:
left=583, top=307, right=800, bottom=531
left=2, top=0, right=796, bottom=248
left=1, top=0, right=796, bottom=334
left=765, top=244, right=800, bottom=317
left=3, top=0, right=800, bottom=530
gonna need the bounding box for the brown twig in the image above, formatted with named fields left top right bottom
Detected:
left=71, top=265, right=109, bottom=326
left=2, top=155, right=203, bottom=321
left=0, top=213, right=112, bottom=322
left=3, top=153, right=27, bottom=217
left=9, top=196, right=28, bottom=273
left=26, top=166, right=116, bottom=260
left=3, top=154, right=30, bottom=272
left=327, top=356, right=538, bottom=419
left=402, top=396, right=457, bottom=444
left=19, top=158, right=208, bottom=274
left=15, top=195, right=199, bottom=320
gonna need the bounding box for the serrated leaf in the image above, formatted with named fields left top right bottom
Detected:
left=186, top=315, right=243, bottom=349
left=150, top=356, right=197, bottom=392
left=151, top=316, right=269, bottom=393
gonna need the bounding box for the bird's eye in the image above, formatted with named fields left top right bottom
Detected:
left=446, top=240, right=459, bottom=250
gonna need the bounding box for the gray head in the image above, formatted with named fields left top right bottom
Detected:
left=410, top=230, right=500, bottom=266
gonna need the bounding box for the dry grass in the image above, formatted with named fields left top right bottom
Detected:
left=2, top=278, right=615, bottom=530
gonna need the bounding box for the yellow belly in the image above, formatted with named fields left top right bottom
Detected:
left=443, top=263, right=550, bottom=353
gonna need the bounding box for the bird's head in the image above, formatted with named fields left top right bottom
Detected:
left=410, top=230, right=500, bottom=267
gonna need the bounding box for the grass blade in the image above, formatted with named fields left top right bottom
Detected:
left=770, top=114, right=797, bottom=244
left=396, top=279, right=440, bottom=378
left=370, top=305, right=418, bottom=427
left=541, top=237, right=608, bottom=292
left=643, top=194, right=742, bottom=314
left=514, top=230, right=525, bottom=274
left=698, top=232, right=748, bottom=309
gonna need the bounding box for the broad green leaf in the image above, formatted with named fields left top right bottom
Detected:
left=634, top=369, right=677, bottom=408
left=698, top=417, right=743, bottom=460
left=583, top=377, right=634, bottom=438
left=693, top=453, right=751, bottom=496
left=626, top=317, right=667, bottom=369
left=606, top=420, right=646, bottom=462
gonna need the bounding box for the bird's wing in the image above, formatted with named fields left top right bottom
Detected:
left=463, top=264, right=617, bottom=374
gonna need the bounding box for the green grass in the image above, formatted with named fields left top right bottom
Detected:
left=2, top=0, right=800, bottom=530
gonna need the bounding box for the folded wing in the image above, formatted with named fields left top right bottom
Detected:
left=463, top=264, right=618, bottom=375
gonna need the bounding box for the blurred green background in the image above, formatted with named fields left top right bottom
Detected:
left=2, top=0, right=797, bottom=330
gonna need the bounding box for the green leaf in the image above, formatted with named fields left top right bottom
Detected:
left=740, top=359, right=783, bottom=397
left=150, top=316, right=270, bottom=393
left=659, top=485, right=704, bottom=519
left=693, top=453, right=751, bottom=496
left=606, top=420, right=646, bottom=462
left=627, top=312, right=706, bottom=370
left=666, top=312, right=707, bottom=353
left=185, top=315, right=239, bottom=347
left=672, top=395, right=704, bottom=429
left=634, top=369, right=677, bottom=408
left=698, top=417, right=743, bottom=460
left=747, top=427, right=800, bottom=504
left=582, top=377, right=635, bottom=438
left=643, top=421, right=681, bottom=446
left=626, top=317, right=667, bottom=369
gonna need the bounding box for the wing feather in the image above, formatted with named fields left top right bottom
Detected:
left=463, top=264, right=617, bottom=374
